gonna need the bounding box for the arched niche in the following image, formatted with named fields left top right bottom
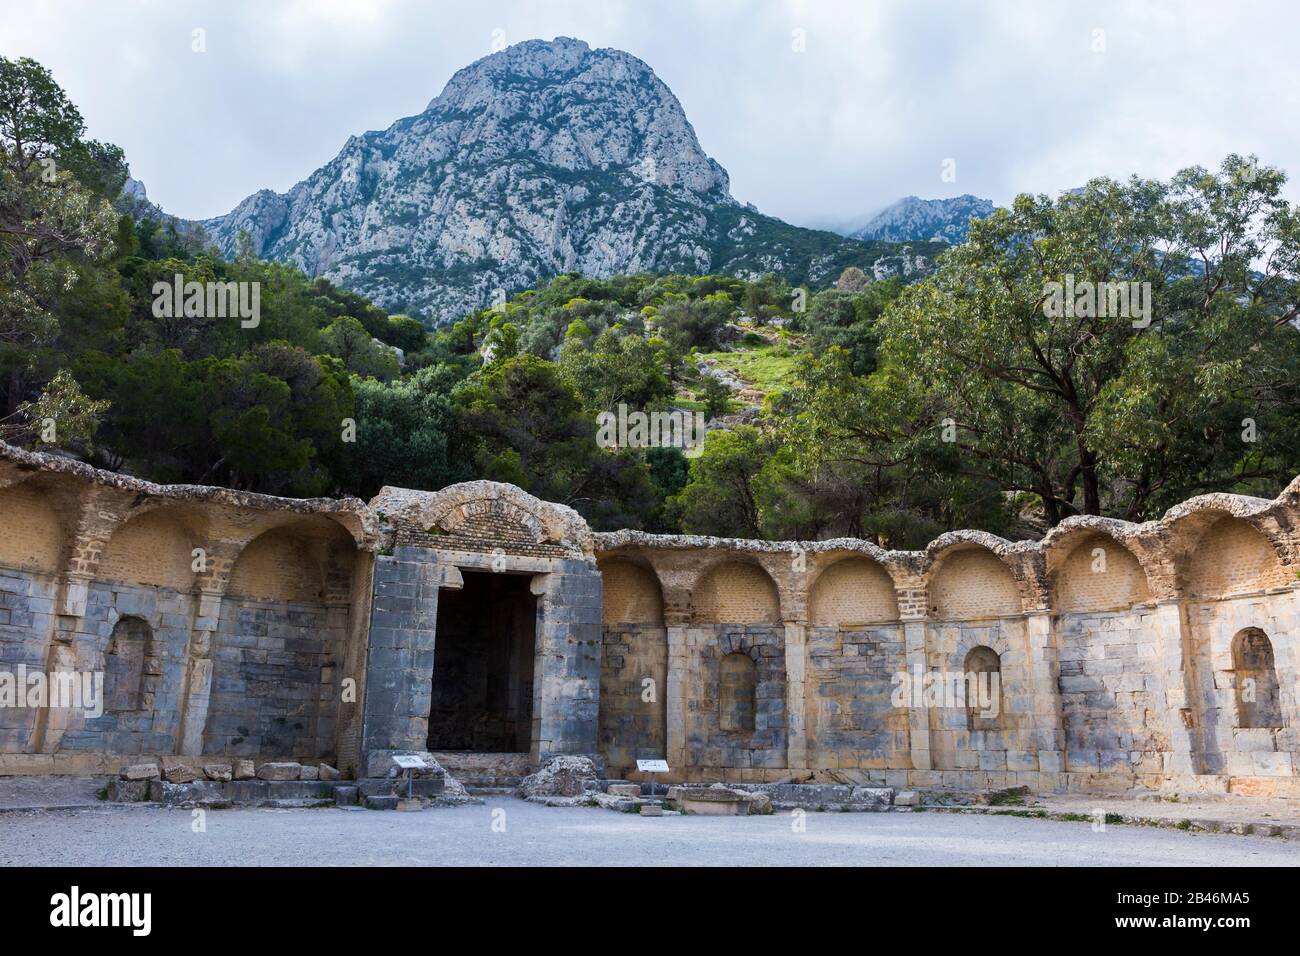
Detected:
left=0, top=481, right=63, bottom=575
left=1182, top=517, right=1289, bottom=600
left=599, top=557, right=664, bottom=626
left=929, top=547, right=1020, bottom=620
left=809, top=556, right=898, bottom=625
left=693, top=560, right=780, bottom=625
left=1053, top=532, right=1152, bottom=613
left=97, top=509, right=197, bottom=592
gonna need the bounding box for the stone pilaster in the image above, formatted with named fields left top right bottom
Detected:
left=176, top=590, right=222, bottom=756
left=783, top=621, right=808, bottom=770
left=1025, top=611, right=1066, bottom=774
left=530, top=562, right=603, bottom=762
left=902, top=618, right=932, bottom=771
left=664, top=623, right=688, bottom=774
left=1153, top=600, right=1201, bottom=776
left=359, top=546, right=440, bottom=755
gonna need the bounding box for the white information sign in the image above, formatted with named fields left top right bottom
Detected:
left=392, top=755, right=427, bottom=770
left=636, top=759, right=669, bottom=773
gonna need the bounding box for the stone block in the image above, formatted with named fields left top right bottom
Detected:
left=203, top=763, right=233, bottom=782
left=256, top=761, right=302, bottom=781
left=365, top=794, right=399, bottom=810
left=299, top=764, right=319, bottom=781
left=107, top=778, right=150, bottom=802
left=122, top=762, right=160, bottom=781
left=335, top=785, right=359, bottom=806
left=606, top=782, right=642, bottom=797
left=894, top=790, right=920, bottom=807
left=319, top=763, right=342, bottom=781
left=848, top=786, right=893, bottom=810
left=233, top=759, right=255, bottom=780
left=671, top=788, right=751, bottom=815
left=162, top=757, right=200, bottom=783
left=1252, top=751, right=1293, bottom=777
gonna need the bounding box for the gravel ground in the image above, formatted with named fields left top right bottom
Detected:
left=1, top=798, right=1297, bottom=866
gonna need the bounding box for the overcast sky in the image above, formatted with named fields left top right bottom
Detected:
left=4, top=0, right=1297, bottom=227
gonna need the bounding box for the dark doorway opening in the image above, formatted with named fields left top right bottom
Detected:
left=427, top=570, right=537, bottom=752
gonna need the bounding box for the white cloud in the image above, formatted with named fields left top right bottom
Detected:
left=2, top=0, right=1295, bottom=224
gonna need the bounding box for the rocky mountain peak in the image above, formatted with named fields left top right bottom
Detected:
left=195, top=37, right=926, bottom=324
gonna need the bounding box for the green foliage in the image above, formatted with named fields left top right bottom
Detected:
left=346, top=365, right=468, bottom=499
left=670, top=425, right=778, bottom=538
left=803, top=278, right=903, bottom=376
left=880, top=156, right=1300, bottom=523
left=652, top=294, right=733, bottom=353
left=697, top=374, right=732, bottom=420
left=0, top=57, right=121, bottom=413
left=453, top=354, right=659, bottom=530
left=5, top=59, right=1299, bottom=543
left=558, top=328, right=672, bottom=413
left=321, top=315, right=401, bottom=380
left=12, top=368, right=109, bottom=452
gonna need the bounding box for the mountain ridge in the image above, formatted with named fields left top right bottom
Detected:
left=188, top=37, right=943, bottom=325
left=846, top=194, right=997, bottom=244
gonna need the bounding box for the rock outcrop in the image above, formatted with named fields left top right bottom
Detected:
left=197, top=37, right=936, bottom=324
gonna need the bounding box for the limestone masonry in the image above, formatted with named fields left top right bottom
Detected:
left=1, top=440, right=1298, bottom=798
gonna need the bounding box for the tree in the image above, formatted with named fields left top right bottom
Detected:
left=670, top=425, right=775, bottom=538
left=321, top=315, right=400, bottom=380
left=836, top=266, right=868, bottom=292
left=803, top=278, right=902, bottom=376
left=698, top=374, right=732, bottom=420
left=880, top=156, right=1300, bottom=524
left=454, top=354, right=658, bottom=529
left=558, top=328, right=671, bottom=413
left=0, top=57, right=122, bottom=413
left=769, top=347, right=1014, bottom=545
left=7, top=368, right=109, bottom=452
left=346, top=364, right=467, bottom=499
left=653, top=294, right=733, bottom=352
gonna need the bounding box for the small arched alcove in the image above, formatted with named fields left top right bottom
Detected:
left=963, top=645, right=1003, bottom=733
left=1232, top=628, right=1283, bottom=729
left=104, top=616, right=155, bottom=715
left=719, top=651, right=757, bottom=733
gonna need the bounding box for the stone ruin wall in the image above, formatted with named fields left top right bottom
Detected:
left=0, top=443, right=380, bottom=776
left=1, top=440, right=1299, bottom=798
left=595, top=479, right=1300, bottom=798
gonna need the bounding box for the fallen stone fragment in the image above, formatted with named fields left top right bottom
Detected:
left=203, top=763, right=233, bottom=782
left=121, top=763, right=160, bottom=781
left=233, top=759, right=255, bottom=780
left=737, top=790, right=774, bottom=815
left=517, top=755, right=600, bottom=799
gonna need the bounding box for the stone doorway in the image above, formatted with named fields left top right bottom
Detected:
left=426, top=570, right=538, bottom=753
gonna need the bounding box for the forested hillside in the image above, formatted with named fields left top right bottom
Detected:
left=4, top=56, right=1298, bottom=545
